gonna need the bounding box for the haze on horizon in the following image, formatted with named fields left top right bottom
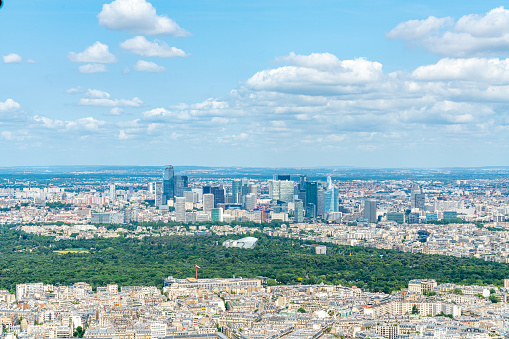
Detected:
left=1, top=0, right=509, bottom=168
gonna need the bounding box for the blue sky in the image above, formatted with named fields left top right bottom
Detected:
left=1, top=0, right=509, bottom=167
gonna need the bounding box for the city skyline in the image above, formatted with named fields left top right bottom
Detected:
left=2, top=1, right=509, bottom=167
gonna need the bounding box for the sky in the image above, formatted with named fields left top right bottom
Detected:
left=1, top=0, right=509, bottom=168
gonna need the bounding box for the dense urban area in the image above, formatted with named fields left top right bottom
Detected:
left=1, top=166, right=509, bottom=339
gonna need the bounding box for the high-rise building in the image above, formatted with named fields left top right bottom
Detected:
left=244, top=193, right=257, bottom=211
left=211, top=186, right=225, bottom=207
left=155, top=181, right=163, bottom=207
left=232, top=180, right=241, bottom=203
left=249, top=184, right=258, bottom=196
left=317, top=188, right=325, bottom=217
left=305, top=181, right=318, bottom=210
left=203, top=194, right=214, bottom=214
left=183, top=190, right=196, bottom=204
left=411, top=189, right=425, bottom=210
left=364, top=200, right=377, bottom=223
left=271, top=180, right=294, bottom=203
left=324, top=180, right=338, bottom=215
left=174, top=175, right=188, bottom=198
left=163, top=166, right=175, bottom=204
left=211, top=208, right=223, bottom=222
left=300, top=175, right=308, bottom=190
left=175, top=197, right=186, bottom=222
left=109, top=184, right=116, bottom=199
left=306, top=203, right=316, bottom=219
left=277, top=174, right=291, bottom=181
left=294, top=199, right=304, bottom=223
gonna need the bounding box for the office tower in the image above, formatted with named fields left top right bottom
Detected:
left=183, top=190, right=195, bottom=204
left=306, top=181, right=318, bottom=209
left=364, top=199, right=377, bottom=223
left=244, top=193, right=257, bottom=211
left=249, top=184, right=258, bottom=196
left=277, top=174, right=291, bottom=181
left=306, top=203, right=316, bottom=219
left=202, top=186, right=212, bottom=194
left=109, top=184, right=116, bottom=199
left=240, top=178, right=249, bottom=203
left=300, top=175, right=308, bottom=190
left=324, top=177, right=339, bottom=215
left=174, top=175, right=188, bottom=198
left=317, top=188, right=325, bottom=217
left=192, top=188, right=203, bottom=202
left=411, top=189, right=425, bottom=210
left=211, top=208, right=223, bottom=222
left=163, top=166, right=174, bottom=203
left=295, top=199, right=304, bottom=223
left=211, top=186, right=225, bottom=207
left=155, top=181, right=163, bottom=207
left=232, top=180, right=241, bottom=203
left=203, top=194, right=214, bottom=214
left=175, top=197, right=186, bottom=222
left=271, top=180, right=294, bottom=203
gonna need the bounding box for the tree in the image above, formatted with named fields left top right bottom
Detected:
left=297, top=307, right=306, bottom=313
left=451, top=288, right=463, bottom=295
left=411, top=305, right=419, bottom=315
left=489, top=295, right=499, bottom=303
left=266, top=279, right=277, bottom=286
left=73, top=326, right=85, bottom=338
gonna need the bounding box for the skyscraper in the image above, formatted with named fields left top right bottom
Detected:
left=155, top=181, right=163, bottom=207
left=163, top=166, right=174, bottom=204
left=271, top=180, right=294, bottom=203
left=411, top=189, right=425, bottom=210
left=244, top=193, right=257, bottom=211
left=324, top=176, right=338, bottom=215
left=305, top=181, right=318, bottom=210
left=317, top=188, right=325, bottom=217
left=364, top=200, right=377, bottom=223
left=232, top=180, right=241, bottom=203
left=203, top=194, right=214, bottom=214
left=277, top=174, right=291, bottom=181
left=294, top=199, right=304, bottom=223
left=175, top=197, right=186, bottom=222
left=109, top=184, right=116, bottom=200
left=174, top=175, right=188, bottom=197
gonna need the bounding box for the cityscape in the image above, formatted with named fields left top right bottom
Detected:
left=3, top=0, right=509, bottom=338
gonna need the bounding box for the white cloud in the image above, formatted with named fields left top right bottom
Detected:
left=412, top=58, right=509, bottom=83
left=3, top=53, right=22, bottom=63
left=120, top=36, right=187, bottom=57
left=32, top=116, right=64, bottom=129
left=65, top=117, right=106, bottom=131
left=79, top=97, right=143, bottom=107
left=0, top=99, right=21, bottom=112
left=98, top=0, right=190, bottom=36
left=85, top=89, right=111, bottom=99
left=110, top=107, right=124, bottom=115
left=246, top=53, right=383, bottom=95
left=66, top=87, right=83, bottom=94
left=68, top=42, right=117, bottom=63
left=387, top=7, right=509, bottom=57
left=118, top=130, right=129, bottom=140
left=133, top=60, right=166, bottom=72
left=27, top=59, right=37, bottom=63
left=386, top=16, right=453, bottom=40
left=79, top=64, right=108, bottom=73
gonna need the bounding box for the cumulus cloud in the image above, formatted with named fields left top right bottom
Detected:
left=120, top=36, right=187, bottom=57
left=85, top=89, right=111, bottom=99
left=68, top=42, right=117, bottom=63
left=0, top=99, right=21, bottom=112
left=133, top=60, right=166, bottom=72
left=98, top=0, right=190, bottom=36
left=110, top=107, right=124, bottom=115
left=3, top=53, right=22, bottom=63
left=79, top=97, right=143, bottom=107
left=412, top=58, right=509, bottom=83
left=78, top=64, right=108, bottom=73
left=387, top=7, right=509, bottom=57
left=246, top=53, right=383, bottom=95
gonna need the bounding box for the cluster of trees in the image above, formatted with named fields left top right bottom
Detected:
left=1, top=226, right=509, bottom=293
